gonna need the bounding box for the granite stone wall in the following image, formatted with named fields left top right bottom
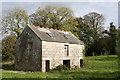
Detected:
left=42, top=41, right=84, bottom=72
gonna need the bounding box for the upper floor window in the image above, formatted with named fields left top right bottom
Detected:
left=64, top=45, right=69, bottom=56
left=28, top=42, right=33, bottom=51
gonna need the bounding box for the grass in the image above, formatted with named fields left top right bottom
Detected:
left=1, top=55, right=119, bottom=80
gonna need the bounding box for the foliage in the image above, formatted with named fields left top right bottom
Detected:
left=2, top=55, right=118, bottom=79
left=116, top=30, right=120, bottom=54
left=2, top=61, right=15, bottom=70
left=50, top=65, right=69, bottom=72
left=76, top=17, right=93, bottom=55
left=96, top=37, right=111, bottom=55
left=29, top=6, right=77, bottom=31
left=2, top=8, right=28, bottom=36
left=116, top=29, right=120, bottom=70
left=102, top=22, right=117, bottom=55
left=109, top=22, right=117, bottom=55
left=76, top=12, right=105, bottom=56
left=2, top=35, right=17, bottom=61
left=1, top=6, right=119, bottom=58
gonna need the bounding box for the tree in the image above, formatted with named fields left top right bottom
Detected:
left=109, top=22, right=117, bottom=55
left=83, top=12, right=105, bottom=40
left=116, top=29, right=120, bottom=71
left=2, top=8, right=28, bottom=36
left=2, top=35, right=17, bottom=61
left=83, top=12, right=105, bottom=28
left=116, top=28, right=120, bottom=53
left=29, top=6, right=77, bottom=31
left=96, top=36, right=111, bottom=55
left=76, top=17, right=93, bottom=56
left=102, top=22, right=117, bottom=55
left=83, top=12, right=105, bottom=56
left=76, top=12, right=105, bottom=56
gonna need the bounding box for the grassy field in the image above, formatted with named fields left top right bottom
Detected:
left=1, top=55, right=119, bottom=80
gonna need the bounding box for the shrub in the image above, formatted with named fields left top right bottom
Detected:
left=50, top=65, right=69, bottom=72
left=83, top=59, right=90, bottom=68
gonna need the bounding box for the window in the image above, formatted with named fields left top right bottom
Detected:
left=63, top=60, right=70, bottom=69
left=26, top=32, right=29, bottom=35
left=64, top=35, right=69, bottom=39
left=64, top=45, right=69, bottom=56
left=46, top=33, right=54, bottom=37
left=28, top=42, right=33, bottom=51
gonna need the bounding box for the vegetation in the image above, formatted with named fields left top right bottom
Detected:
left=29, top=6, right=77, bottom=31
left=102, top=22, right=118, bottom=55
left=2, top=8, right=28, bottom=36
left=76, top=12, right=105, bottom=56
left=2, top=6, right=120, bottom=57
left=1, top=6, right=119, bottom=79
left=2, top=55, right=118, bottom=79
left=116, top=29, right=120, bottom=75
left=50, top=65, right=69, bottom=72
left=2, top=35, right=17, bottom=61
left=116, top=29, right=120, bottom=56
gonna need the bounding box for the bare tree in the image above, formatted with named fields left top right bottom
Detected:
left=83, top=12, right=105, bottom=38
left=83, top=12, right=105, bottom=29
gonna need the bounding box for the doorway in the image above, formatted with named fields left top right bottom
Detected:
left=63, top=60, right=70, bottom=68
left=45, top=60, right=50, bottom=72
left=80, top=59, right=83, bottom=67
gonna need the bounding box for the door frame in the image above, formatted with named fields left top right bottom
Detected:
left=45, top=60, right=50, bottom=72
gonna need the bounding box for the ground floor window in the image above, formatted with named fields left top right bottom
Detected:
left=63, top=60, right=70, bottom=68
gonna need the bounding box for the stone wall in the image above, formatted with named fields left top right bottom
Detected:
left=15, top=27, right=42, bottom=71
left=42, top=41, right=84, bottom=72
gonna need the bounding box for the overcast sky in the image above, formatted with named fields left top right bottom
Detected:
left=0, top=0, right=119, bottom=40
left=2, top=2, right=118, bottom=27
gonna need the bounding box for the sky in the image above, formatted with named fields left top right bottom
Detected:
left=0, top=0, right=119, bottom=40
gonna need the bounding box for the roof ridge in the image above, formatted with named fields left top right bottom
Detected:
left=28, top=24, right=70, bottom=33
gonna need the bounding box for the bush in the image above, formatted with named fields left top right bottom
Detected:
left=50, top=65, right=69, bottom=72
left=2, top=35, right=17, bottom=61
left=83, top=59, right=90, bottom=68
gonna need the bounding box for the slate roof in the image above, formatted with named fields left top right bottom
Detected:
left=27, top=24, right=84, bottom=45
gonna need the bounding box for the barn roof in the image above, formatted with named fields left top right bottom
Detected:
left=27, top=24, right=84, bottom=45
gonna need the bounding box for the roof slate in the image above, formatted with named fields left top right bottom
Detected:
left=28, top=24, right=84, bottom=45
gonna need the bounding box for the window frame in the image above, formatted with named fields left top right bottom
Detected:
left=64, top=45, right=69, bottom=56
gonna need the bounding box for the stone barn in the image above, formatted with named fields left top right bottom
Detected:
left=15, top=24, right=84, bottom=72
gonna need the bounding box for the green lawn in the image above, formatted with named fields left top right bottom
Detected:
left=2, top=55, right=119, bottom=80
